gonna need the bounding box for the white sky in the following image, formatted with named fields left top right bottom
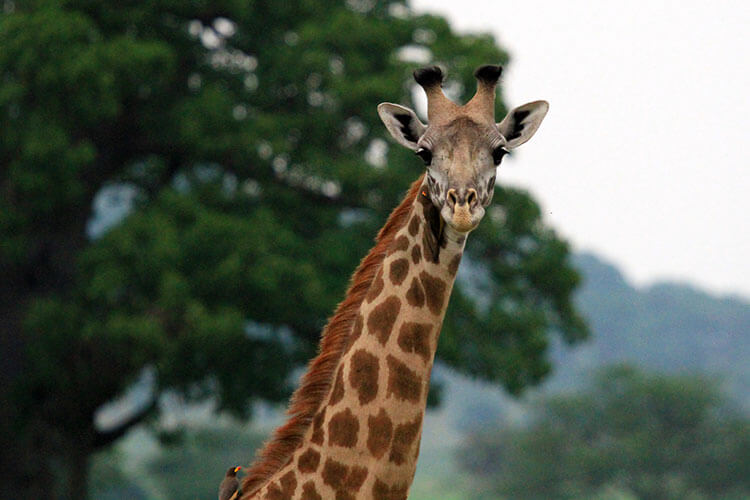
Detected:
left=410, top=0, right=750, bottom=299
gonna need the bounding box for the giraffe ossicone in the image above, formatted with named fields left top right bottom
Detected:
left=238, top=65, right=548, bottom=500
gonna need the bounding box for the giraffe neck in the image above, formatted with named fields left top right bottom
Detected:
left=246, top=178, right=466, bottom=500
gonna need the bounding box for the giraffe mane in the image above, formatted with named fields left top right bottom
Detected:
left=241, top=174, right=425, bottom=497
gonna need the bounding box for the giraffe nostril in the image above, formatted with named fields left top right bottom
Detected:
left=446, top=189, right=458, bottom=208
left=466, top=189, right=478, bottom=208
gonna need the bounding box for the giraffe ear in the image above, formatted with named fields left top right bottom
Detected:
left=377, top=103, right=426, bottom=151
left=497, top=100, right=549, bottom=149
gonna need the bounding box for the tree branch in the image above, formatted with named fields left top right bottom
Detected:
left=92, top=397, right=157, bottom=450
left=221, top=159, right=361, bottom=208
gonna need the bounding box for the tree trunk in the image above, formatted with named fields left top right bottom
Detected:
left=67, top=449, right=90, bottom=500
left=0, top=466, right=50, bottom=499
left=46, top=438, right=93, bottom=500
left=0, top=427, right=56, bottom=498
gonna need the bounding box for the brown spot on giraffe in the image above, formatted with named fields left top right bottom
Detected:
left=366, top=269, right=385, bottom=303
left=349, top=349, right=379, bottom=405
left=397, top=322, right=432, bottom=362
left=405, top=277, right=425, bottom=308
left=389, top=414, right=423, bottom=465
left=301, top=481, right=322, bottom=500
left=311, top=408, right=326, bottom=445
left=367, top=295, right=401, bottom=345
left=372, top=478, right=409, bottom=500
left=386, top=354, right=422, bottom=402
left=298, top=448, right=321, bottom=474
left=344, top=466, right=368, bottom=492
left=419, top=271, right=447, bottom=315
left=264, top=482, right=284, bottom=500
left=322, top=459, right=368, bottom=500
left=392, top=235, right=410, bottom=253
left=367, top=408, right=394, bottom=459
left=311, top=427, right=323, bottom=446
left=328, top=408, right=359, bottom=448
left=321, top=459, right=369, bottom=499
left=322, top=458, right=349, bottom=490
left=265, top=471, right=297, bottom=500
left=408, top=215, right=420, bottom=236
left=411, top=244, right=422, bottom=265
left=329, top=367, right=345, bottom=406
left=448, top=253, right=462, bottom=276
left=389, top=258, right=409, bottom=286
left=280, top=471, right=297, bottom=496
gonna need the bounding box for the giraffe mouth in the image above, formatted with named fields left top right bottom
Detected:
left=441, top=202, right=484, bottom=233
left=449, top=204, right=476, bottom=232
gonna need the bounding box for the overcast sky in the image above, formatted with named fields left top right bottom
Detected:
left=410, top=0, right=750, bottom=299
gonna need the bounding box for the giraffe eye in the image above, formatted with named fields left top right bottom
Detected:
left=415, top=147, right=432, bottom=166
left=492, top=146, right=509, bottom=165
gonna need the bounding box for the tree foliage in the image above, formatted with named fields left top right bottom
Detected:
left=458, top=366, right=750, bottom=500
left=0, top=0, right=586, bottom=497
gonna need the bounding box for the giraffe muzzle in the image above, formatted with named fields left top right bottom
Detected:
left=444, top=187, right=483, bottom=232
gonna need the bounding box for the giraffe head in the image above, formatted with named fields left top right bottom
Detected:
left=378, top=65, right=548, bottom=233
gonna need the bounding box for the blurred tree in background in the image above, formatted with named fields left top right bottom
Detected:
left=458, top=366, right=750, bottom=500
left=0, top=0, right=587, bottom=497
left=144, top=426, right=264, bottom=499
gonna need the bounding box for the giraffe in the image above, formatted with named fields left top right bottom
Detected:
left=238, top=65, right=548, bottom=500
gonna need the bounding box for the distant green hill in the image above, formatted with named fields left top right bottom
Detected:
left=550, top=253, right=750, bottom=403
left=410, top=253, right=750, bottom=498
left=440, top=252, right=750, bottom=417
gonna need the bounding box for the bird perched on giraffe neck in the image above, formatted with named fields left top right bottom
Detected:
left=218, top=466, right=241, bottom=500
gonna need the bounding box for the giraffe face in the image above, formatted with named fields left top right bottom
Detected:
left=378, top=65, right=549, bottom=234
left=416, top=115, right=503, bottom=233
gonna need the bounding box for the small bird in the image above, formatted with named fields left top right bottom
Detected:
left=218, top=465, right=242, bottom=500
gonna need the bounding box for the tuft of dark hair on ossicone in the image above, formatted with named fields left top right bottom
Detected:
left=413, top=66, right=444, bottom=88
left=474, top=64, right=503, bottom=84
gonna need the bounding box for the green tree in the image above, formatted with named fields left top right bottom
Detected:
left=143, top=425, right=264, bottom=500
left=0, top=0, right=587, bottom=497
left=458, top=366, right=750, bottom=500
